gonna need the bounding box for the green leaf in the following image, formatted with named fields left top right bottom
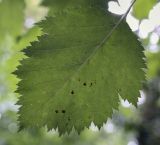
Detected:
left=42, top=0, right=108, bottom=16
left=146, top=51, right=160, bottom=79
left=16, top=0, right=145, bottom=134
left=0, top=27, right=42, bottom=101
left=0, top=0, right=44, bottom=102
left=0, top=0, right=25, bottom=40
left=0, top=0, right=25, bottom=100
left=133, top=0, right=157, bottom=19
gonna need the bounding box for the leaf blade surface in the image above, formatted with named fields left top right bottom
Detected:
left=16, top=1, right=145, bottom=134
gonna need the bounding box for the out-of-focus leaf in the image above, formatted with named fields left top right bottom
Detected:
left=146, top=51, right=160, bottom=79
left=133, top=0, right=157, bottom=19
left=0, top=0, right=24, bottom=40
left=0, top=0, right=25, bottom=100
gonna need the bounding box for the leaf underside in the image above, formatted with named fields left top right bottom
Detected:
left=15, top=0, right=146, bottom=134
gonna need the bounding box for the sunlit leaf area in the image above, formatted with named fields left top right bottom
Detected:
left=0, top=0, right=160, bottom=145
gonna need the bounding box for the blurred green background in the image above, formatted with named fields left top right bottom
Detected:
left=0, top=0, right=160, bottom=145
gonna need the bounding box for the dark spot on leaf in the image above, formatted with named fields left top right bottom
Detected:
left=55, top=110, right=58, bottom=113
left=90, top=82, right=93, bottom=87
left=71, top=90, right=74, bottom=95
left=118, top=88, right=122, bottom=92
left=78, top=78, right=81, bottom=82
left=83, top=82, right=87, bottom=86
left=62, top=110, right=66, bottom=113
left=68, top=117, right=71, bottom=121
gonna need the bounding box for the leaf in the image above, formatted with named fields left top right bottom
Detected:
left=146, top=51, right=160, bottom=79
left=15, top=0, right=145, bottom=134
left=0, top=0, right=25, bottom=40
left=0, top=27, right=42, bottom=101
left=42, top=0, right=108, bottom=15
left=133, top=0, right=157, bottom=19
left=0, top=0, right=25, bottom=100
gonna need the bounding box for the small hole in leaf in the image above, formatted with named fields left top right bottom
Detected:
left=62, top=110, right=66, bottom=113
left=71, top=90, right=74, bottom=95
left=55, top=110, right=58, bottom=113
left=83, top=82, right=87, bottom=86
